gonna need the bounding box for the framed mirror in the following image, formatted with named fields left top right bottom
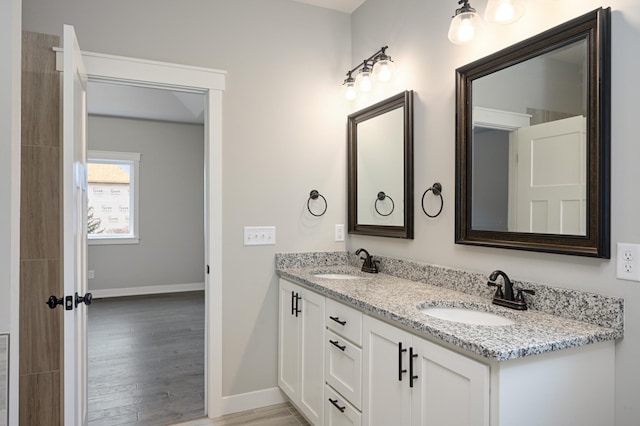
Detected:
left=348, top=90, right=414, bottom=239
left=455, top=7, right=610, bottom=258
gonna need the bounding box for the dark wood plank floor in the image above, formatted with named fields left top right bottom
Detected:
left=88, top=291, right=205, bottom=426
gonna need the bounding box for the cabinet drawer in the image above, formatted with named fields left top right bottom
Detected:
left=326, top=330, right=362, bottom=409
left=325, top=385, right=361, bottom=426
left=326, top=298, right=362, bottom=345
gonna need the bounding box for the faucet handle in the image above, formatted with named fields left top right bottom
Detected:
left=515, top=288, right=535, bottom=302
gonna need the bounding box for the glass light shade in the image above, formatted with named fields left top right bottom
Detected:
left=344, top=81, right=357, bottom=100
left=372, top=59, right=395, bottom=82
left=484, top=0, right=525, bottom=24
left=448, top=11, right=483, bottom=45
left=356, top=70, right=373, bottom=92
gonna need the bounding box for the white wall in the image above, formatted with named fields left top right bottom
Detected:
left=87, top=116, right=205, bottom=294
left=1, top=0, right=20, bottom=424
left=350, top=1, right=640, bottom=425
left=23, top=0, right=352, bottom=397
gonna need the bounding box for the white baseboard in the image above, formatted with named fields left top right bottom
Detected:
left=91, top=282, right=205, bottom=299
left=220, top=387, right=287, bottom=415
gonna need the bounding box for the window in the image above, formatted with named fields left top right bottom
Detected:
left=87, top=150, right=141, bottom=245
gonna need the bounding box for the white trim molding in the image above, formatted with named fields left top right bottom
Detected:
left=91, top=282, right=205, bottom=299
left=220, top=388, right=287, bottom=416
left=473, top=106, right=531, bottom=131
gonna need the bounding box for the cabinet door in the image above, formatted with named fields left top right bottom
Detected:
left=278, top=279, right=300, bottom=401
left=363, top=316, right=411, bottom=426
left=299, top=287, right=325, bottom=425
left=410, top=336, right=489, bottom=426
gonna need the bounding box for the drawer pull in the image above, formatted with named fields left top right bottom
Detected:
left=329, top=398, right=346, bottom=413
left=329, top=315, right=347, bottom=326
left=329, top=339, right=346, bottom=351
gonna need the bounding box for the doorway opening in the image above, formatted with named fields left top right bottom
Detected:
left=85, top=82, right=207, bottom=423
left=71, top=49, right=226, bottom=420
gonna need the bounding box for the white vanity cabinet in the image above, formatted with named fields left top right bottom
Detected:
left=278, top=279, right=325, bottom=425
left=278, top=276, right=616, bottom=426
left=362, top=315, right=489, bottom=426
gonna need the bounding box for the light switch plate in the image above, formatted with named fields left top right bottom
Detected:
left=244, top=226, right=276, bottom=246
left=616, top=243, right=640, bottom=281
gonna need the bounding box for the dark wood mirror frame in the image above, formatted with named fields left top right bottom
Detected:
left=348, top=90, right=414, bottom=239
left=455, top=8, right=610, bottom=258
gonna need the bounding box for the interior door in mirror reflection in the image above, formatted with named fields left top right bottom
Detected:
left=513, top=115, right=586, bottom=235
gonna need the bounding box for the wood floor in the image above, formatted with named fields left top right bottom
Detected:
left=172, top=402, right=310, bottom=426
left=88, top=291, right=205, bottom=426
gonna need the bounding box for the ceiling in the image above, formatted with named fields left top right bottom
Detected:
left=87, top=0, right=366, bottom=124
left=292, top=0, right=366, bottom=13
left=87, top=81, right=205, bottom=124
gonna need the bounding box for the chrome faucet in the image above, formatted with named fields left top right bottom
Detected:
left=487, top=270, right=535, bottom=310
left=355, top=248, right=379, bottom=273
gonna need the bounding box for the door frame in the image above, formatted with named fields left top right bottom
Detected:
left=55, top=48, right=226, bottom=418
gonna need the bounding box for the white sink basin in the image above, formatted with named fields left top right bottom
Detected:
left=313, top=273, right=364, bottom=280
left=420, top=307, right=515, bottom=326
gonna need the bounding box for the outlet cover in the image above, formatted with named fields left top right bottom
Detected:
left=616, top=243, right=640, bottom=282
left=335, top=224, right=345, bottom=242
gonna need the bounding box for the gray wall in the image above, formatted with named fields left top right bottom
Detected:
left=350, top=1, right=640, bottom=426
left=22, top=1, right=640, bottom=425
left=472, top=128, right=509, bottom=231
left=87, top=115, right=205, bottom=291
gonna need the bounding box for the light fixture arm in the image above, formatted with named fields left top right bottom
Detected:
left=343, top=45, right=390, bottom=83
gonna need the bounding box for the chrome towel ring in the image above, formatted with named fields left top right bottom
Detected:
left=307, top=190, right=327, bottom=217
left=375, top=191, right=395, bottom=216
left=421, top=182, right=443, bottom=218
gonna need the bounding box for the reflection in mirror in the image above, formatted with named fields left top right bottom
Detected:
left=471, top=39, right=587, bottom=235
left=455, top=8, right=610, bottom=258
left=348, top=91, right=413, bottom=239
left=357, top=107, right=404, bottom=226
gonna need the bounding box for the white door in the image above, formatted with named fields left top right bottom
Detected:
left=410, top=336, right=489, bottom=426
left=513, top=116, right=587, bottom=234
left=278, top=279, right=300, bottom=401
left=62, top=24, right=90, bottom=426
left=362, top=316, right=411, bottom=426
left=298, top=289, right=325, bottom=425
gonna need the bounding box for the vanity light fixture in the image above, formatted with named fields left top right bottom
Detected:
left=484, top=0, right=525, bottom=24
left=448, top=0, right=484, bottom=45
left=342, top=46, right=394, bottom=100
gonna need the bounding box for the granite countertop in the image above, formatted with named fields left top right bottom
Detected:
left=277, top=263, right=622, bottom=362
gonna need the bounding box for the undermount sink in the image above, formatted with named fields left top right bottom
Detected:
left=420, top=307, right=515, bottom=326
left=313, top=273, right=364, bottom=280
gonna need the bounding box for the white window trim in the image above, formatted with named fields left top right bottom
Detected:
left=87, top=150, right=141, bottom=245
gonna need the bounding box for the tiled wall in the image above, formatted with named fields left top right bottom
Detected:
left=19, top=31, right=62, bottom=426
